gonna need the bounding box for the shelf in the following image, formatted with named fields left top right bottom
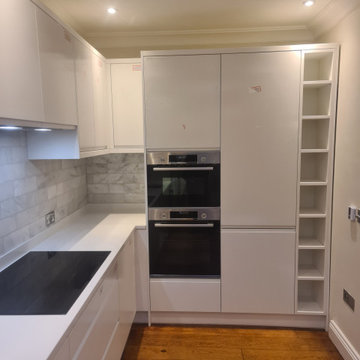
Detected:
left=299, top=212, right=326, bottom=218
left=297, top=280, right=324, bottom=314
left=304, top=51, right=333, bottom=82
left=303, top=80, right=332, bottom=88
left=299, top=218, right=326, bottom=247
left=301, top=117, right=329, bottom=150
left=298, top=266, right=325, bottom=280
left=300, top=152, right=328, bottom=182
left=300, top=181, right=327, bottom=186
left=303, top=86, right=331, bottom=116
left=302, top=115, right=330, bottom=120
left=297, top=300, right=325, bottom=314
left=298, top=238, right=325, bottom=249
left=301, top=149, right=328, bottom=153
left=300, top=186, right=327, bottom=215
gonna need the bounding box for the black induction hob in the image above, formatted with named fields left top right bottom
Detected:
left=0, top=251, right=110, bottom=315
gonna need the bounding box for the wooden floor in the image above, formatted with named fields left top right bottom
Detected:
left=122, top=325, right=343, bottom=360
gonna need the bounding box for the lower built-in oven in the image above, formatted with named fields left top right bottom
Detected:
left=146, top=151, right=220, bottom=208
left=148, top=208, right=220, bottom=278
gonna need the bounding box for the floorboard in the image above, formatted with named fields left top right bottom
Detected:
left=121, top=325, right=343, bottom=360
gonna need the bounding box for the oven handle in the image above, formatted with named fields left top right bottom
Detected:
left=154, top=223, right=214, bottom=228
left=152, top=167, right=214, bottom=171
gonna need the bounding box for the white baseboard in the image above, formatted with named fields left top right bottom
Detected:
left=329, top=320, right=360, bottom=360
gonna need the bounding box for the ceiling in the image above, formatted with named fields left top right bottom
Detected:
left=38, top=0, right=359, bottom=57
left=41, top=0, right=333, bottom=34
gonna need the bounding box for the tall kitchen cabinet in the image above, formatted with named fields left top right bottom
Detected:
left=110, top=59, right=144, bottom=152
left=221, top=50, right=301, bottom=314
left=297, top=48, right=339, bottom=315
left=143, top=54, right=220, bottom=149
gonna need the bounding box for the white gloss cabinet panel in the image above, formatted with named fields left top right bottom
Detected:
left=221, top=229, right=296, bottom=314
left=111, top=61, right=144, bottom=150
left=92, top=53, right=110, bottom=149
left=135, top=229, right=149, bottom=311
left=221, top=51, right=301, bottom=227
left=0, top=0, right=44, bottom=122
left=150, top=279, right=220, bottom=312
left=73, top=37, right=96, bottom=149
left=144, top=55, right=220, bottom=149
left=36, top=7, right=77, bottom=126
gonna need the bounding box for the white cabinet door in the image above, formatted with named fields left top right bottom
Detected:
left=73, top=37, right=96, bottom=150
left=0, top=0, right=44, bottom=122
left=92, top=53, right=110, bottom=149
left=111, top=61, right=144, bottom=151
left=36, top=7, right=77, bottom=126
left=144, top=55, right=220, bottom=149
left=135, top=229, right=149, bottom=311
left=221, top=51, right=301, bottom=227
left=112, top=233, right=136, bottom=356
left=221, top=229, right=296, bottom=314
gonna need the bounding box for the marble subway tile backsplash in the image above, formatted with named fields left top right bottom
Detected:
left=0, top=132, right=87, bottom=258
left=87, top=153, right=145, bottom=204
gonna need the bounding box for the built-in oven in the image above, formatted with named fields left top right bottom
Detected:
left=148, top=208, right=220, bottom=278
left=146, top=151, right=220, bottom=208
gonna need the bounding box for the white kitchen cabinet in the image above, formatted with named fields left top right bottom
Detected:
left=110, top=59, right=144, bottom=152
left=36, top=7, right=78, bottom=126
left=221, top=229, right=296, bottom=314
left=0, top=0, right=44, bottom=122
left=73, top=37, right=96, bottom=150
left=150, top=278, right=220, bottom=312
left=135, top=229, right=149, bottom=311
left=221, top=51, right=300, bottom=227
left=92, top=52, right=111, bottom=150
left=143, top=54, right=220, bottom=149
left=69, top=265, right=119, bottom=360
left=105, top=233, right=136, bottom=359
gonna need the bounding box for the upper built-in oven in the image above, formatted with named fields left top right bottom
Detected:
left=146, top=151, right=220, bottom=208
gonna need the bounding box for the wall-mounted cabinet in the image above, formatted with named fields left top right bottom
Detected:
left=143, top=54, right=220, bottom=150
left=296, top=47, right=339, bottom=315
left=0, top=0, right=44, bottom=123
left=36, top=7, right=78, bottom=126
left=110, top=59, right=144, bottom=152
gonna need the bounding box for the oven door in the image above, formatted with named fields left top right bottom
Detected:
left=147, top=164, right=220, bottom=208
left=149, top=220, right=220, bottom=278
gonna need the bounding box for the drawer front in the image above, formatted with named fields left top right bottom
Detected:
left=150, top=279, right=220, bottom=312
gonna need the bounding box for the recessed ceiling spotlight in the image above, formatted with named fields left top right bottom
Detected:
left=303, top=0, right=315, bottom=7
left=107, top=7, right=117, bottom=14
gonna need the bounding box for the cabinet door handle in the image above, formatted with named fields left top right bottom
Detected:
left=153, top=167, right=214, bottom=171
left=154, top=223, right=214, bottom=228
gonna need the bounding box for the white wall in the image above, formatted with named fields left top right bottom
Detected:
left=317, top=6, right=360, bottom=355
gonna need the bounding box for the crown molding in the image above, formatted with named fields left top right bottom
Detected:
left=309, top=0, right=360, bottom=37
left=85, top=25, right=308, bottom=39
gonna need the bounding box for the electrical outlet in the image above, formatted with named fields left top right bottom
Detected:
left=343, top=289, right=355, bottom=311
left=45, top=211, right=55, bottom=227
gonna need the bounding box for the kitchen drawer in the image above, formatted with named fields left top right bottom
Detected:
left=150, top=278, right=220, bottom=312
left=70, top=265, right=119, bottom=359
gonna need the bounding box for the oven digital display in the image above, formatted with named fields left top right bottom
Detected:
left=169, top=154, right=197, bottom=163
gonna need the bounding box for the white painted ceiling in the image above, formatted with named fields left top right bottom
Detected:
left=41, top=0, right=334, bottom=34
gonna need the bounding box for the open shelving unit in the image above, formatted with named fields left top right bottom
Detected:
left=296, top=46, right=339, bottom=316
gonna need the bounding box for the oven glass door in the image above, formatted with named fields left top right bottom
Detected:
left=147, top=164, right=220, bottom=207
left=149, top=220, right=220, bottom=278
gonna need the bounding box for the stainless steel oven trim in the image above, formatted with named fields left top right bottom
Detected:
left=154, top=223, right=215, bottom=228
left=152, top=167, right=214, bottom=171
left=147, top=150, right=220, bottom=165
left=148, top=207, right=220, bottom=221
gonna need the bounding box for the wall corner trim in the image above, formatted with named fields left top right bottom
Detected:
left=329, top=320, right=360, bottom=360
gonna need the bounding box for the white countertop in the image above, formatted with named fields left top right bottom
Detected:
left=0, top=207, right=146, bottom=360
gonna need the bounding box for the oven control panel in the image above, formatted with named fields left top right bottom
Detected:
left=149, top=208, right=220, bottom=221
